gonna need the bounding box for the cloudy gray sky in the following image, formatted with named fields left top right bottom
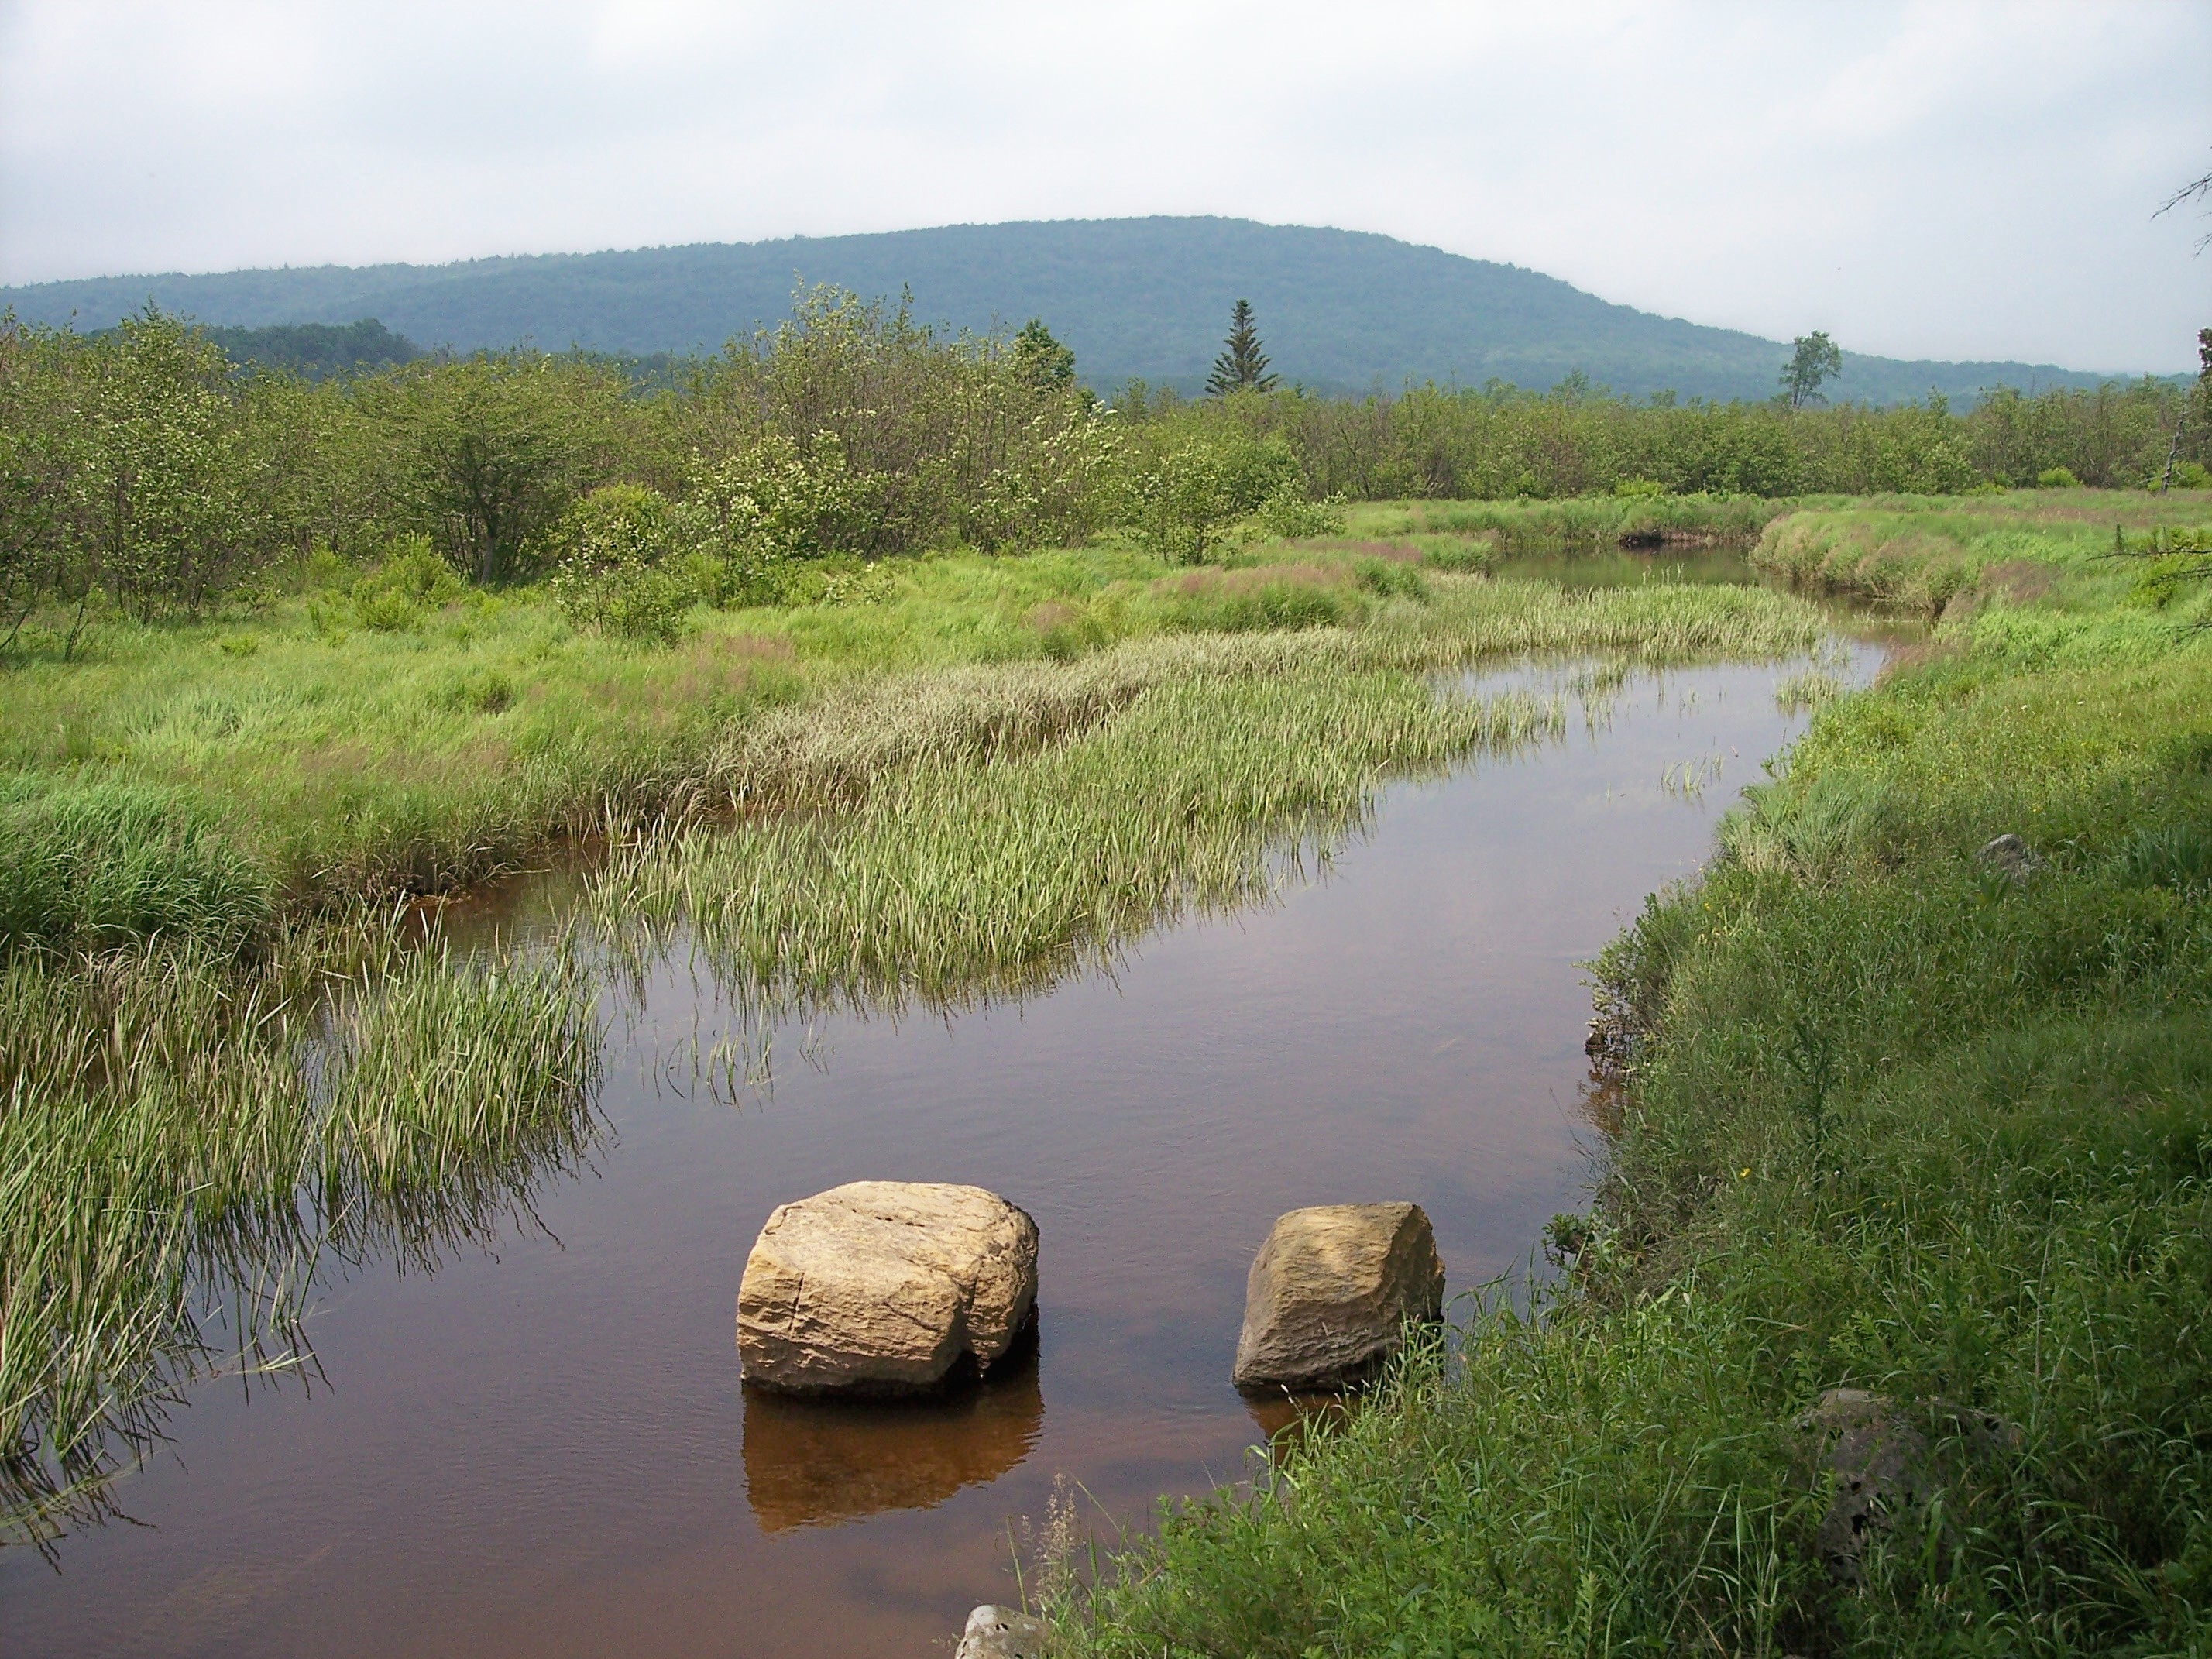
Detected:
left=3, top=1, right=2208, bottom=371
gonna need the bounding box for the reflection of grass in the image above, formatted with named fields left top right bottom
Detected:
left=1060, top=496, right=2212, bottom=1659
left=0, top=919, right=599, bottom=1547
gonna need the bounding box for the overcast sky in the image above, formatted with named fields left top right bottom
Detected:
left=3, top=1, right=2208, bottom=371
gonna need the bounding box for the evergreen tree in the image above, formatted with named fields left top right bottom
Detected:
left=1011, top=317, right=1077, bottom=393
left=1206, top=299, right=1278, bottom=396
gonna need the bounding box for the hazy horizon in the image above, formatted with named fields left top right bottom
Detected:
left=3, top=2, right=2208, bottom=375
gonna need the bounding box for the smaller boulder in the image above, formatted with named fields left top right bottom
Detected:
left=737, top=1182, right=1038, bottom=1395
left=954, top=1605, right=1046, bottom=1659
left=1978, top=833, right=2039, bottom=884
left=1794, top=1388, right=2019, bottom=1582
left=1232, top=1203, right=1445, bottom=1391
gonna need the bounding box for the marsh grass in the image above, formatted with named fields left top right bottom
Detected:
left=0, top=537, right=1832, bottom=1554
left=587, top=572, right=1826, bottom=1031
left=596, top=665, right=1566, bottom=1022
left=0, top=916, right=601, bottom=1547
left=0, top=542, right=1824, bottom=958
left=0, top=778, right=276, bottom=953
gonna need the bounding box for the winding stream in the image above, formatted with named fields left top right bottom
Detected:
left=2, top=634, right=1888, bottom=1657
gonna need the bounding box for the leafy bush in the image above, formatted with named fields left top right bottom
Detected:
left=351, top=534, right=463, bottom=631
left=1255, top=483, right=1348, bottom=539
left=1125, top=434, right=1300, bottom=563
left=2037, top=465, right=2083, bottom=488
left=548, top=484, right=696, bottom=643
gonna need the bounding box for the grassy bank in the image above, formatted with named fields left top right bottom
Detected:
left=1, top=534, right=1823, bottom=953
left=1046, top=489, right=2212, bottom=1655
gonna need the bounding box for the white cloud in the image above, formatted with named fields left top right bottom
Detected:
left=2, top=0, right=2207, bottom=369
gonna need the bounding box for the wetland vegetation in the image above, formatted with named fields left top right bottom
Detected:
left=5, top=292, right=2212, bottom=1654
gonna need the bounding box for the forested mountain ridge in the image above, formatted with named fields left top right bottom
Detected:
left=2, top=217, right=2141, bottom=404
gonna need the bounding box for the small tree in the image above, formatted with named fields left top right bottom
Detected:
left=1206, top=299, right=1279, bottom=396
left=2158, top=156, right=2212, bottom=253
left=390, top=355, right=620, bottom=585
left=1780, top=332, right=1843, bottom=411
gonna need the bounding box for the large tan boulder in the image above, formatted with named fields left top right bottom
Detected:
left=737, top=1181, right=1039, bottom=1394
left=1232, top=1203, right=1445, bottom=1391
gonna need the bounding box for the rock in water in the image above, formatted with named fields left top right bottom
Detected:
left=737, top=1182, right=1038, bottom=1394
left=954, top=1605, right=1046, bottom=1659
left=1233, top=1202, right=1445, bottom=1390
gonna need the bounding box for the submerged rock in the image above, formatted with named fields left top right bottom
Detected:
left=1232, top=1202, right=1445, bottom=1391
left=737, top=1181, right=1038, bottom=1394
left=954, top=1605, right=1046, bottom=1659
left=1794, top=1388, right=2019, bottom=1582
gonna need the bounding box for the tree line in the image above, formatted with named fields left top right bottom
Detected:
left=2, top=294, right=2206, bottom=647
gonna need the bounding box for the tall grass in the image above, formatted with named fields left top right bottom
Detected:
left=597, top=663, right=1565, bottom=1018
left=0, top=779, right=274, bottom=953
left=0, top=551, right=1826, bottom=955
left=0, top=918, right=601, bottom=1547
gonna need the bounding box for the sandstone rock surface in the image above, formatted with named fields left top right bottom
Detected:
left=954, top=1605, right=1046, bottom=1659
left=1979, top=832, right=2040, bottom=884
left=737, top=1181, right=1038, bottom=1394
left=1232, top=1202, right=1445, bottom=1390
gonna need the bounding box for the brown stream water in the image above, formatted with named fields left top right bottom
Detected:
left=0, top=640, right=1885, bottom=1657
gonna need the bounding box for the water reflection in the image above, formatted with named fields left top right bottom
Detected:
left=1243, top=1389, right=1348, bottom=1452
left=741, top=1341, right=1046, bottom=1532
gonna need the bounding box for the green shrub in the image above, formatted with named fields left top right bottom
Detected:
left=1255, top=483, right=1348, bottom=540
left=548, top=483, right=697, bottom=643
left=350, top=535, right=462, bottom=632
left=2037, top=465, right=2083, bottom=489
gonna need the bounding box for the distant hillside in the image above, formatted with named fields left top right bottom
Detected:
left=202, top=319, right=422, bottom=380
left=1, top=218, right=2142, bottom=404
